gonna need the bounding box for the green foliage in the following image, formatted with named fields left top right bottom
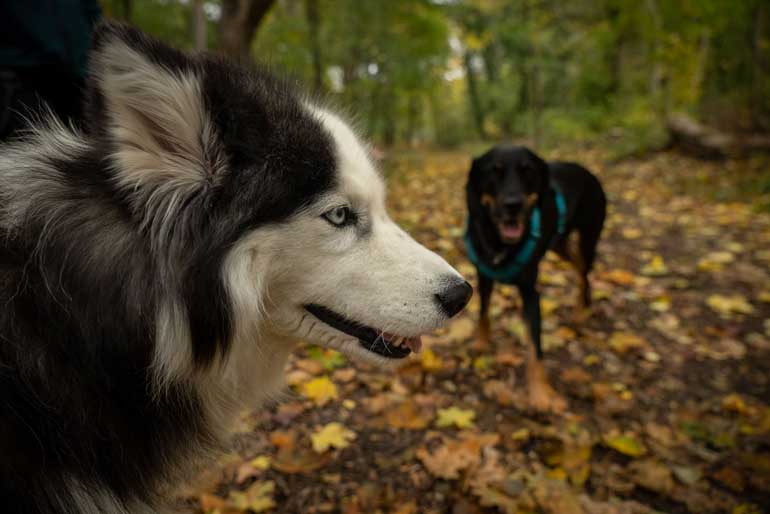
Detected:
left=108, top=0, right=768, bottom=152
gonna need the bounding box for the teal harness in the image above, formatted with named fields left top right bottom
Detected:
left=464, top=185, right=567, bottom=283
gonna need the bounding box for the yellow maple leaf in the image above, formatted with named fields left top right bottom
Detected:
left=228, top=480, right=275, bottom=512
left=301, top=376, right=338, bottom=406
left=641, top=255, right=668, bottom=276
left=311, top=422, right=356, bottom=453
left=707, top=294, right=754, bottom=316
left=421, top=348, right=443, bottom=371
left=436, top=407, right=475, bottom=429
left=608, top=332, right=647, bottom=354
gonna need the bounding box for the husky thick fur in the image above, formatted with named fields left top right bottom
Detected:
left=0, top=23, right=471, bottom=513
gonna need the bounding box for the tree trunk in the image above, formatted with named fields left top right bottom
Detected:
left=667, top=114, right=770, bottom=158
left=645, top=0, right=667, bottom=119
left=406, top=94, right=420, bottom=147
left=192, top=0, right=207, bottom=51
left=304, top=0, right=323, bottom=93
left=220, top=0, right=277, bottom=60
left=121, top=0, right=132, bottom=22
left=751, top=1, right=768, bottom=130
left=463, top=52, right=487, bottom=140
left=382, top=86, right=396, bottom=147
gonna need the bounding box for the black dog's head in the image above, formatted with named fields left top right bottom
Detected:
left=466, top=146, right=549, bottom=244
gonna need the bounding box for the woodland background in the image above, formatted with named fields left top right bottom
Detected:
left=102, top=0, right=769, bottom=157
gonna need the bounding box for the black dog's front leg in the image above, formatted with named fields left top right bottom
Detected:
left=475, top=270, right=494, bottom=348
left=518, top=282, right=567, bottom=412
left=518, top=283, right=542, bottom=358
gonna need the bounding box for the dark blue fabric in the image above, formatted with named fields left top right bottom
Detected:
left=464, top=185, right=567, bottom=283
left=0, top=0, right=102, bottom=77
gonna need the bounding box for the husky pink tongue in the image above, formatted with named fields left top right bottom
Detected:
left=404, top=336, right=422, bottom=353
left=500, top=222, right=523, bottom=240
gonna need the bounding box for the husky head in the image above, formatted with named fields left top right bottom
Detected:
left=85, top=23, right=471, bottom=388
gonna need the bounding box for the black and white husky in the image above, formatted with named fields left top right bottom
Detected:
left=0, top=23, right=471, bottom=514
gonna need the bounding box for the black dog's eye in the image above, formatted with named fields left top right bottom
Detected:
left=323, top=206, right=354, bottom=227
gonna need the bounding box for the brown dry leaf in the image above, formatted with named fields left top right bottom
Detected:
left=294, top=358, right=325, bottom=375
left=446, top=317, right=475, bottom=343
left=711, top=466, right=745, bottom=492
left=417, top=432, right=499, bottom=479
left=605, top=269, right=636, bottom=286
left=417, top=439, right=479, bottom=480
left=200, top=493, right=229, bottom=513
left=333, top=367, right=357, bottom=382
left=482, top=380, right=517, bottom=406
left=560, top=366, right=593, bottom=384
left=271, top=447, right=330, bottom=474
left=495, top=351, right=524, bottom=366
left=628, top=459, right=674, bottom=495
left=563, top=444, right=592, bottom=487
left=531, top=477, right=584, bottom=514
left=467, top=448, right=519, bottom=514
left=722, top=393, right=752, bottom=415
left=390, top=501, right=419, bottom=514
left=269, top=429, right=296, bottom=450
left=385, top=400, right=433, bottom=429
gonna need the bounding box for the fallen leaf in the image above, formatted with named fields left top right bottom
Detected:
left=311, top=422, right=356, bottom=453
left=605, top=269, right=636, bottom=286
left=608, top=332, right=647, bottom=354
left=641, top=255, right=668, bottom=276
left=603, top=433, right=646, bottom=457
left=436, top=407, right=476, bottom=429
left=302, top=376, right=338, bottom=406
left=385, top=401, right=432, bottom=429
left=446, top=317, right=475, bottom=342
left=228, top=481, right=275, bottom=513
left=629, top=459, right=674, bottom=494
left=707, top=294, right=754, bottom=316
left=421, top=347, right=443, bottom=371
left=711, top=466, right=745, bottom=492
left=672, top=465, right=702, bottom=485
left=416, top=432, right=498, bottom=479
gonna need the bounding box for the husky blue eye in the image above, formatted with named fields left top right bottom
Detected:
left=323, top=206, right=353, bottom=227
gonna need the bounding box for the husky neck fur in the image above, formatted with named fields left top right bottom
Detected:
left=0, top=22, right=468, bottom=514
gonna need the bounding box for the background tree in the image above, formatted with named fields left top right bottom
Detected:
left=99, top=0, right=770, bottom=152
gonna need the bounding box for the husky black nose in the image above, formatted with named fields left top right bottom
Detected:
left=435, top=278, right=473, bottom=318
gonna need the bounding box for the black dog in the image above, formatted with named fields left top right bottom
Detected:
left=465, top=145, right=606, bottom=412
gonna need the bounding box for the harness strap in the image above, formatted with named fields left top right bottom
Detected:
left=464, top=185, right=567, bottom=282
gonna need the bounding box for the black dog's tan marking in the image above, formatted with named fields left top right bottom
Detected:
left=465, top=145, right=606, bottom=412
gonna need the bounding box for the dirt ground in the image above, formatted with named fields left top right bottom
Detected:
left=178, top=147, right=770, bottom=514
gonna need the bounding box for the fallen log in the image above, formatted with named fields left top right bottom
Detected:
left=666, top=114, right=770, bottom=159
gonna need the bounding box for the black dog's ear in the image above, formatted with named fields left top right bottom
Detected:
left=466, top=156, right=485, bottom=217
left=529, top=150, right=550, bottom=197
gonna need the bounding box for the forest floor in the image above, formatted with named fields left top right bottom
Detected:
left=179, top=147, right=770, bottom=514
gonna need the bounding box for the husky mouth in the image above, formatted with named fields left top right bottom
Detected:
left=304, top=304, right=422, bottom=359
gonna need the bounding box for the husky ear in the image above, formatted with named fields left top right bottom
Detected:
left=90, top=22, right=220, bottom=191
